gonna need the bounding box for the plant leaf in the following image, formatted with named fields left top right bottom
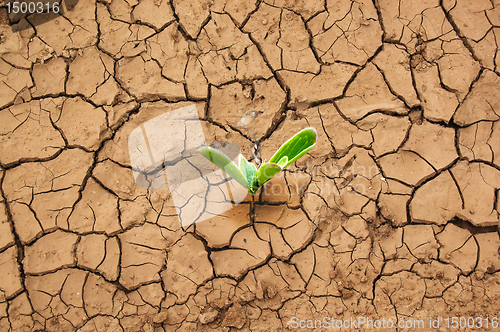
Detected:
left=256, top=162, right=282, bottom=187
left=239, top=154, right=257, bottom=194
left=277, top=156, right=288, bottom=168
left=269, top=127, right=317, bottom=168
left=198, top=146, right=248, bottom=189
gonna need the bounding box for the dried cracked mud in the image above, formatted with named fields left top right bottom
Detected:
left=1, top=0, right=500, bottom=331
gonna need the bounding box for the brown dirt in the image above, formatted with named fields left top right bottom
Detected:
left=1, top=0, right=500, bottom=331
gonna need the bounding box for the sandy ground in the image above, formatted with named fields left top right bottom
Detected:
left=1, top=0, right=500, bottom=331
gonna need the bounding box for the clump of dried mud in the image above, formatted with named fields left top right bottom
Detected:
left=1, top=0, right=500, bottom=331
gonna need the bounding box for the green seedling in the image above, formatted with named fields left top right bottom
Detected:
left=198, top=127, right=317, bottom=208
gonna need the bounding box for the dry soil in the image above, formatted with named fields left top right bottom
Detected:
left=1, top=0, right=500, bottom=331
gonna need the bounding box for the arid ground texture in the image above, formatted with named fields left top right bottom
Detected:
left=1, top=0, right=500, bottom=331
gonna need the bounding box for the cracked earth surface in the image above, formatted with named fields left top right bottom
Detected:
left=1, top=0, right=500, bottom=331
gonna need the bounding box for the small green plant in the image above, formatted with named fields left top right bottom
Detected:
left=198, top=127, right=317, bottom=206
